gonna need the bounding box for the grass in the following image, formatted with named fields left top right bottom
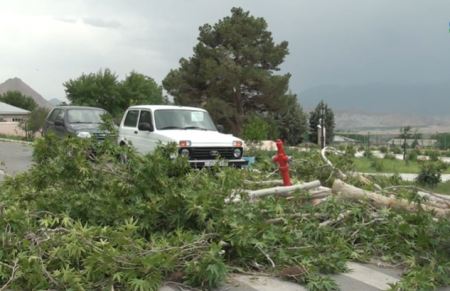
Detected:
left=0, top=133, right=33, bottom=142
left=352, top=157, right=450, bottom=174
left=402, top=180, right=450, bottom=195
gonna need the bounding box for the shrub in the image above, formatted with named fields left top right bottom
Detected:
left=427, top=149, right=441, bottom=162
left=370, top=158, right=385, bottom=172
left=357, top=146, right=365, bottom=151
left=416, top=162, right=444, bottom=188
left=363, top=150, right=373, bottom=158
left=392, top=147, right=402, bottom=154
left=384, top=152, right=396, bottom=160
left=408, top=150, right=418, bottom=162
left=346, top=146, right=356, bottom=157
left=379, top=146, right=388, bottom=153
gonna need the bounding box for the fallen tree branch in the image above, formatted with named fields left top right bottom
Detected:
left=226, top=180, right=322, bottom=203
left=257, top=246, right=275, bottom=268
left=266, top=213, right=325, bottom=224
left=244, top=180, right=285, bottom=186
left=0, top=259, right=19, bottom=291
left=319, top=210, right=352, bottom=227
left=320, top=147, right=347, bottom=181
left=332, top=179, right=450, bottom=218
left=384, top=185, right=450, bottom=204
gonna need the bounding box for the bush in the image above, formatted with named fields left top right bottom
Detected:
left=384, top=152, right=396, bottom=160
left=370, top=158, right=385, bottom=172
left=346, top=146, right=356, bottom=157
left=357, top=146, right=365, bottom=151
left=363, top=150, right=373, bottom=158
left=408, top=150, right=418, bottom=162
left=392, top=147, right=403, bottom=154
left=379, top=146, right=388, bottom=153
left=427, top=149, right=441, bottom=162
left=416, top=162, right=445, bottom=188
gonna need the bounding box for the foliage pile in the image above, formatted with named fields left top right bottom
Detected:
left=1, top=125, right=450, bottom=290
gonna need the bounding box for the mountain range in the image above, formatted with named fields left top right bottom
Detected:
left=297, top=81, right=450, bottom=130
left=0, top=77, right=55, bottom=108
left=1, top=77, right=449, bottom=131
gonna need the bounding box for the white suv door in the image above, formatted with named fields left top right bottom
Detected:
left=121, top=109, right=141, bottom=152
left=120, top=109, right=158, bottom=155
left=134, top=109, right=158, bottom=154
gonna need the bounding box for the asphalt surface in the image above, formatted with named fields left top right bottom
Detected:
left=0, top=140, right=33, bottom=181
left=1, top=140, right=450, bottom=291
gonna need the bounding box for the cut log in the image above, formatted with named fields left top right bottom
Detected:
left=249, top=180, right=321, bottom=199
left=332, top=179, right=450, bottom=218
left=226, top=180, right=322, bottom=203
left=244, top=180, right=285, bottom=186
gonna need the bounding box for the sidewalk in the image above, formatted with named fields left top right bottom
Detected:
left=359, top=172, right=450, bottom=182
left=158, top=261, right=450, bottom=291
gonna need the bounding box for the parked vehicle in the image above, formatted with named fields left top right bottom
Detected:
left=117, top=105, right=249, bottom=168
left=42, top=106, right=114, bottom=156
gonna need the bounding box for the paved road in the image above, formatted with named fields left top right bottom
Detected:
left=0, top=140, right=33, bottom=181
left=1, top=140, right=450, bottom=291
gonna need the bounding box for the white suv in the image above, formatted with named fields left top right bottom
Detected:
left=117, top=105, right=248, bottom=168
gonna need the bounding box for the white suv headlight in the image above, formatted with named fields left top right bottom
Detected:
left=76, top=131, right=92, bottom=138
left=232, top=140, right=243, bottom=147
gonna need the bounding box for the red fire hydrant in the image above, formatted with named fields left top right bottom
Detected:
left=272, top=139, right=292, bottom=186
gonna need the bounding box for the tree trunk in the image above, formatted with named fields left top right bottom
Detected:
left=332, top=179, right=450, bottom=218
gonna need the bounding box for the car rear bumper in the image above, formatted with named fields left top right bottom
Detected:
left=188, top=159, right=249, bottom=168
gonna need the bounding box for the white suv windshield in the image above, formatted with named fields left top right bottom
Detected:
left=154, top=109, right=217, bottom=131
left=67, top=109, right=106, bottom=124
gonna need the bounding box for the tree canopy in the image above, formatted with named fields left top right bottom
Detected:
left=63, top=69, right=168, bottom=117
left=0, top=91, right=37, bottom=111
left=273, top=93, right=309, bottom=146
left=162, top=7, right=291, bottom=136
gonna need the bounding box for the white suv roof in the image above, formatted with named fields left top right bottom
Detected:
left=128, top=105, right=207, bottom=112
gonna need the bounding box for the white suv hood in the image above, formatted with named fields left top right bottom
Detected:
left=159, top=130, right=243, bottom=146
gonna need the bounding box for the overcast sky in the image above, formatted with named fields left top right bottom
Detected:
left=1, top=0, right=450, bottom=102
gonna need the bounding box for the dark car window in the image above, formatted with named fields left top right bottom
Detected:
left=56, top=109, right=65, bottom=121
left=138, top=110, right=152, bottom=125
left=123, top=110, right=139, bottom=127
left=67, top=109, right=106, bottom=123
left=47, top=109, right=60, bottom=122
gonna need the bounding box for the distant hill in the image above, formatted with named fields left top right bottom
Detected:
left=0, top=77, right=54, bottom=109
left=48, top=98, right=63, bottom=106
left=297, top=82, right=450, bottom=129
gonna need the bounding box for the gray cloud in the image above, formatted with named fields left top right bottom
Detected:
left=2, top=0, right=450, bottom=102
left=82, top=17, right=123, bottom=29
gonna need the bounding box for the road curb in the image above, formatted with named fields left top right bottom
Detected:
left=0, top=138, right=33, bottom=145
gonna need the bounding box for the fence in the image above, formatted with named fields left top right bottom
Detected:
left=331, top=132, right=450, bottom=149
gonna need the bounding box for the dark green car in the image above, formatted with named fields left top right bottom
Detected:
left=42, top=106, right=116, bottom=156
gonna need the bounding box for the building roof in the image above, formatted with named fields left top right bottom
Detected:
left=334, top=135, right=360, bottom=143
left=0, top=102, right=30, bottom=114
left=387, top=139, right=437, bottom=146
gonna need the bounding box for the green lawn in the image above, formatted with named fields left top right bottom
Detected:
left=0, top=134, right=33, bottom=142
left=408, top=181, right=450, bottom=195
left=352, top=157, right=450, bottom=174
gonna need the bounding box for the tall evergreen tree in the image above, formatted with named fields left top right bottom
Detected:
left=308, top=100, right=335, bottom=145
left=162, top=7, right=291, bottom=136
left=273, top=93, right=308, bottom=145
